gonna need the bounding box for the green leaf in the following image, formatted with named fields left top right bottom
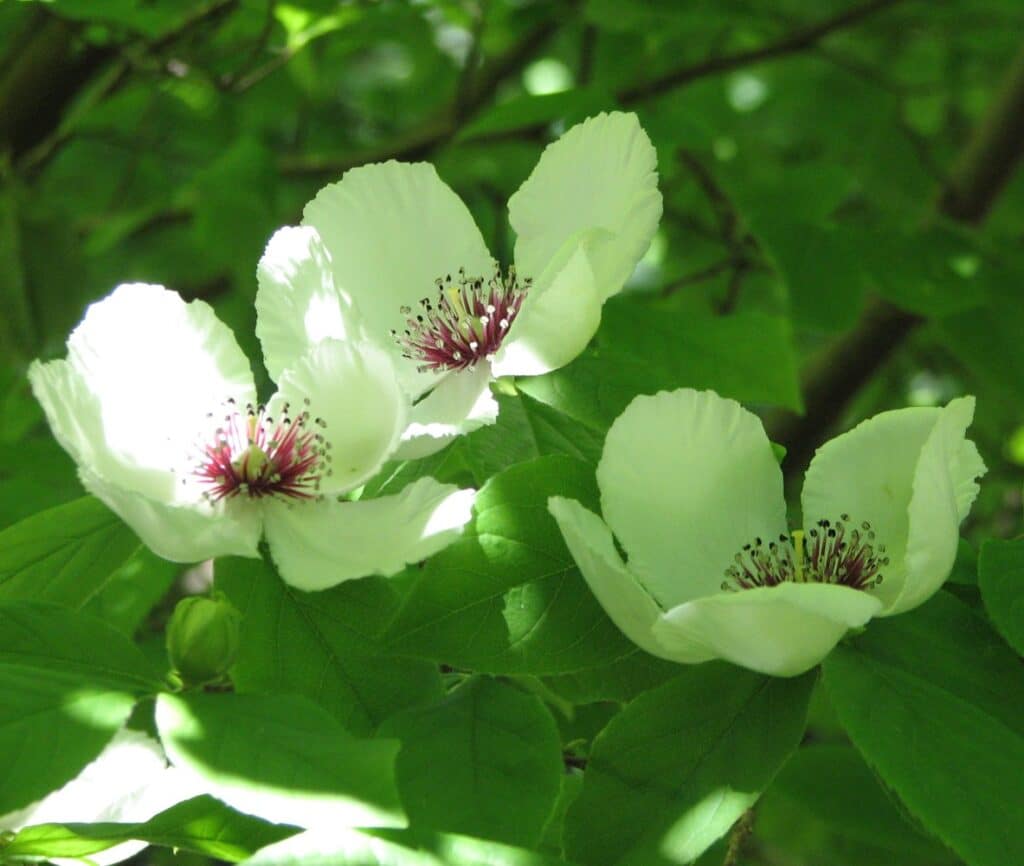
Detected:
left=519, top=301, right=802, bottom=430
left=239, top=826, right=574, bottom=866
left=155, top=692, right=405, bottom=831
left=755, top=744, right=957, bottom=866
left=385, top=455, right=634, bottom=674
left=823, top=592, right=1024, bottom=866
left=0, top=601, right=162, bottom=814
left=216, top=556, right=442, bottom=735
left=979, top=537, right=1024, bottom=655
left=564, top=663, right=815, bottom=866
left=459, top=89, right=610, bottom=141
left=542, top=650, right=679, bottom=704
left=380, top=677, right=563, bottom=847
left=0, top=495, right=142, bottom=607
left=82, top=546, right=180, bottom=636
left=4, top=795, right=297, bottom=863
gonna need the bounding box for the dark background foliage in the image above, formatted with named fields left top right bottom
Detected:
left=2, top=2, right=1024, bottom=865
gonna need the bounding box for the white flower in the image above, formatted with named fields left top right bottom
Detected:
left=548, top=389, right=986, bottom=677
left=29, top=283, right=475, bottom=591
left=0, top=728, right=202, bottom=866
left=256, top=111, right=662, bottom=458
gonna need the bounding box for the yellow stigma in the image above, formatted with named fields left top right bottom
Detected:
left=234, top=444, right=271, bottom=484
left=791, top=529, right=806, bottom=581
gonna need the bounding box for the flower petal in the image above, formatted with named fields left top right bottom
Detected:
left=887, top=396, right=986, bottom=616
left=597, top=389, right=788, bottom=608
left=45, top=283, right=255, bottom=504
left=509, top=111, right=661, bottom=300
left=81, top=468, right=261, bottom=563
left=256, top=225, right=361, bottom=382
left=654, top=582, right=882, bottom=677
left=394, top=363, right=498, bottom=460
left=268, top=339, right=407, bottom=496
left=490, top=240, right=602, bottom=378
left=547, top=496, right=703, bottom=660
left=800, top=400, right=982, bottom=613
left=264, top=478, right=476, bottom=591
left=302, top=162, right=494, bottom=392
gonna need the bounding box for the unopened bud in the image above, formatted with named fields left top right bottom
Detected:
left=166, top=593, right=241, bottom=685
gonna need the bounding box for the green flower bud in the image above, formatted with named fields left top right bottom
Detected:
left=166, top=593, right=241, bottom=685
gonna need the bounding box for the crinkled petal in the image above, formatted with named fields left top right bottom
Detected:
left=303, top=162, right=494, bottom=394
left=394, top=363, right=498, bottom=460
left=886, top=396, right=986, bottom=616
left=81, top=468, right=261, bottom=563
left=654, top=582, right=882, bottom=677
left=268, top=339, right=407, bottom=496
left=256, top=225, right=362, bottom=382
left=597, top=389, right=788, bottom=608
left=509, top=111, right=661, bottom=300
left=801, top=403, right=959, bottom=612
left=51, top=283, right=255, bottom=504
left=547, top=496, right=704, bottom=661
left=264, top=478, right=476, bottom=591
left=491, top=240, right=602, bottom=378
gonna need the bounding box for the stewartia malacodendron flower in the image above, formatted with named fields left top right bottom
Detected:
left=548, top=388, right=986, bottom=677
left=256, top=111, right=663, bottom=458
left=29, top=283, right=475, bottom=591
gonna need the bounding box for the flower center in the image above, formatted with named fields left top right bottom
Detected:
left=195, top=399, right=329, bottom=501
left=391, top=266, right=530, bottom=373
left=722, top=513, right=889, bottom=592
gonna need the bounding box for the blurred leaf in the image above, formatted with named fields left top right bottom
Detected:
left=216, top=555, right=443, bottom=736
left=380, top=677, right=562, bottom=847
left=823, top=592, right=1024, bottom=866
left=4, top=795, right=297, bottom=862
left=978, top=537, right=1024, bottom=655
left=0, top=601, right=161, bottom=814
left=564, top=663, right=815, bottom=866
left=386, top=455, right=634, bottom=674
left=459, top=89, right=611, bottom=141
left=155, top=692, right=404, bottom=830
left=0, top=495, right=142, bottom=608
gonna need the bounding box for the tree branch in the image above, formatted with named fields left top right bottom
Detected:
left=767, top=39, right=1024, bottom=473
left=619, top=0, right=908, bottom=103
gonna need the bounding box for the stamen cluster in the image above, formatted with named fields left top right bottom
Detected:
left=723, top=513, right=889, bottom=592
left=392, top=267, right=529, bottom=372
left=195, top=398, right=329, bottom=501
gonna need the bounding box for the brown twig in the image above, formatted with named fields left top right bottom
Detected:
left=722, top=808, right=755, bottom=866
left=767, top=39, right=1024, bottom=474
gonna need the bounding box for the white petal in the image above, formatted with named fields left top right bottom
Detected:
left=509, top=111, right=661, bottom=300
left=264, top=479, right=475, bottom=592
left=394, top=363, right=498, bottom=460
left=269, top=340, right=407, bottom=496
left=546, top=496, right=705, bottom=661
left=490, top=241, right=602, bottom=378
left=801, top=403, right=971, bottom=612
left=51, top=283, right=255, bottom=504
left=303, top=162, right=494, bottom=393
left=81, top=468, right=262, bottom=563
left=256, top=225, right=362, bottom=382
left=887, top=396, right=986, bottom=616
left=654, top=582, right=882, bottom=677
left=597, top=389, right=788, bottom=608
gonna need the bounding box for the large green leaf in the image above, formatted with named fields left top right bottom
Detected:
left=380, top=677, right=563, bottom=847
left=755, top=744, right=957, bottom=866
left=0, top=495, right=142, bottom=607
left=823, top=592, right=1024, bottom=866
left=564, top=663, right=815, bottom=866
left=216, top=556, right=442, bottom=736
left=3, top=796, right=297, bottom=863
left=385, top=455, right=634, bottom=674
left=155, top=692, right=404, bottom=831
left=978, top=537, right=1024, bottom=656
left=240, top=826, right=574, bottom=866
left=0, top=601, right=162, bottom=814
left=519, top=301, right=802, bottom=429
